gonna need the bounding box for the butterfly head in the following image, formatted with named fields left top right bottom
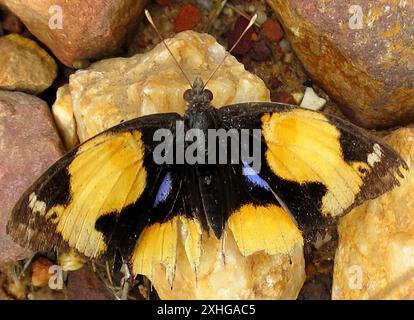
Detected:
left=184, top=77, right=213, bottom=109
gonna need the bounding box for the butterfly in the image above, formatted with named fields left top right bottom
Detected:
left=7, top=74, right=406, bottom=283
left=6, top=11, right=407, bottom=285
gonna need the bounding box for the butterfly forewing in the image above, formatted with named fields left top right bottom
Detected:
left=7, top=113, right=182, bottom=261
left=219, top=102, right=407, bottom=228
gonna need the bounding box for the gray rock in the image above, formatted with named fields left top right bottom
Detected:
left=0, top=91, right=63, bottom=263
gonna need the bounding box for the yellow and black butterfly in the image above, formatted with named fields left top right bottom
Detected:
left=6, top=11, right=407, bottom=285
left=7, top=75, right=406, bottom=283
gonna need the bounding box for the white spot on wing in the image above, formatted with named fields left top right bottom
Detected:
left=28, top=192, right=47, bottom=215
left=367, top=143, right=383, bottom=167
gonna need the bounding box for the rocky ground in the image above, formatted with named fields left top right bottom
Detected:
left=0, top=0, right=413, bottom=300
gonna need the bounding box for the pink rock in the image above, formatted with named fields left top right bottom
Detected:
left=268, top=0, right=414, bottom=129
left=1, top=0, right=147, bottom=67
left=0, top=91, right=64, bottom=262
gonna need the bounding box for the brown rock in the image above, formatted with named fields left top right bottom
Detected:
left=228, top=16, right=255, bottom=55
left=31, top=257, right=54, bottom=287
left=333, top=127, right=414, bottom=299
left=174, top=4, right=202, bottom=33
left=0, top=91, right=64, bottom=263
left=261, top=19, right=284, bottom=43
left=0, top=34, right=57, bottom=94
left=267, top=0, right=414, bottom=129
left=66, top=265, right=113, bottom=300
left=1, top=0, right=147, bottom=67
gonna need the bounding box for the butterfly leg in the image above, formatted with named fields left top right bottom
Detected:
left=116, top=262, right=132, bottom=300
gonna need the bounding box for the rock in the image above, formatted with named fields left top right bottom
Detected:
left=332, top=128, right=414, bottom=299
left=1, top=0, right=147, bottom=67
left=31, top=257, right=54, bottom=287
left=174, top=4, right=202, bottom=33
left=52, top=31, right=270, bottom=146
left=0, top=91, right=64, bottom=263
left=250, top=40, right=272, bottom=62
left=300, top=87, right=326, bottom=111
left=228, top=16, right=254, bottom=55
left=267, top=0, right=414, bottom=129
left=271, top=91, right=295, bottom=104
left=153, top=228, right=305, bottom=299
left=261, top=19, right=284, bottom=43
left=52, top=86, right=78, bottom=150
left=66, top=265, right=113, bottom=300
left=0, top=34, right=57, bottom=94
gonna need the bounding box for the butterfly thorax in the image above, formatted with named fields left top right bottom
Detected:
left=184, top=77, right=216, bottom=131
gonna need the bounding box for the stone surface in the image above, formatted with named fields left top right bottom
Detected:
left=53, top=31, right=270, bottom=146
left=0, top=91, right=64, bottom=263
left=0, top=34, right=57, bottom=94
left=52, top=86, right=78, bottom=150
left=66, top=265, right=113, bottom=300
left=31, top=257, right=53, bottom=287
left=333, top=128, right=414, bottom=299
left=267, top=0, right=414, bottom=129
left=153, top=228, right=305, bottom=300
left=1, top=0, right=147, bottom=67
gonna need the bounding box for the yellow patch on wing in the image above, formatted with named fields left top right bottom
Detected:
left=42, top=130, right=147, bottom=258
left=131, top=217, right=179, bottom=284
left=180, top=217, right=203, bottom=273
left=261, top=110, right=371, bottom=217
left=227, top=204, right=303, bottom=256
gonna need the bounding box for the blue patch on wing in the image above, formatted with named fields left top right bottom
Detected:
left=153, top=172, right=173, bottom=208
left=242, top=162, right=270, bottom=191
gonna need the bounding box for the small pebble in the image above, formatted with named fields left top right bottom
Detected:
left=292, top=91, right=304, bottom=104
left=261, top=19, right=284, bottom=43
left=175, top=4, right=202, bottom=33
left=136, top=36, right=151, bottom=49
left=228, top=16, right=254, bottom=55
left=223, top=7, right=234, bottom=17
left=271, top=91, right=295, bottom=104
left=250, top=40, right=272, bottom=62
left=268, top=77, right=284, bottom=90
left=279, top=38, right=291, bottom=53
left=300, top=87, right=327, bottom=110
left=247, top=4, right=256, bottom=13
left=283, top=52, right=293, bottom=64
left=256, top=9, right=268, bottom=25
left=31, top=257, right=54, bottom=288
left=195, top=0, right=214, bottom=11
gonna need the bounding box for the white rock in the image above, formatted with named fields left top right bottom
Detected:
left=52, top=31, right=270, bottom=146
left=300, top=87, right=326, bottom=110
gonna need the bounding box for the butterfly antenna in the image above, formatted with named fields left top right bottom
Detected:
left=145, top=9, right=193, bottom=88
left=202, top=13, right=257, bottom=90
